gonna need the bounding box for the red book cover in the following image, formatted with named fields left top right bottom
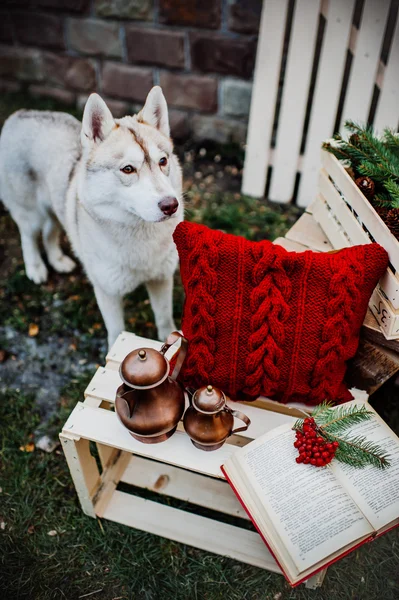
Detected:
left=221, top=465, right=382, bottom=587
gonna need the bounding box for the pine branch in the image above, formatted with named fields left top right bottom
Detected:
left=318, top=405, right=374, bottom=435
left=348, top=123, right=399, bottom=172
left=323, top=121, right=399, bottom=211
left=292, top=402, right=391, bottom=469
left=374, top=191, right=395, bottom=208
left=383, top=179, right=399, bottom=208
left=322, top=141, right=352, bottom=163
left=357, top=161, right=396, bottom=183
left=383, top=128, right=399, bottom=156
left=323, top=433, right=391, bottom=469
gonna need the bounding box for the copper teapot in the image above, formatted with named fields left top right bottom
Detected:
left=115, top=332, right=187, bottom=443
left=183, top=385, right=250, bottom=451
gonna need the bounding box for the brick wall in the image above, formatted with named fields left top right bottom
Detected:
left=0, top=0, right=262, bottom=143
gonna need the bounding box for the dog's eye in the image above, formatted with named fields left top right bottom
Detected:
left=121, top=165, right=136, bottom=174
left=159, top=157, right=168, bottom=167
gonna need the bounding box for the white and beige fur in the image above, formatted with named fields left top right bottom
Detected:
left=0, top=87, right=183, bottom=347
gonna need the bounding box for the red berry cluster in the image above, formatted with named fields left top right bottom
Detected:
left=293, top=417, right=339, bottom=467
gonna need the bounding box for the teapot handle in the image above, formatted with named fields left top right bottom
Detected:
left=160, top=331, right=188, bottom=381
left=225, top=406, right=251, bottom=434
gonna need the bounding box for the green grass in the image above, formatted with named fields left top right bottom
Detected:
left=1, top=91, right=398, bottom=600
left=1, top=386, right=398, bottom=600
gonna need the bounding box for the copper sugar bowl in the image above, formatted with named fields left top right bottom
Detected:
left=183, top=385, right=250, bottom=451
left=115, top=331, right=187, bottom=444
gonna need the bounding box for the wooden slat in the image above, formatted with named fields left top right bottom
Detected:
left=318, top=170, right=371, bottom=246
left=273, top=237, right=311, bottom=252
left=322, top=151, right=399, bottom=272
left=362, top=309, right=399, bottom=352
left=298, top=0, right=355, bottom=207
left=285, top=212, right=333, bottom=251
left=313, top=195, right=350, bottom=248
left=121, top=455, right=249, bottom=520
left=62, top=402, right=236, bottom=479
left=318, top=169, right=399, bottom=309
left=346, top=338, right=399, bottom=394
left=93, top=449, right=131, bottom=517
left=85, top=366, right=122, bottom=404
left=59, top=434, right=99, bottom=517
left=242, top=0, right=289, bottom=197
left=374, top=15, right=399, bottom=133
left=102, top=490, right=282, bottom=573
left=269, top=0, right=321, bottom=203
left=106, top=333, right=162, bottom=365
left=340, top=0, right=390, bottom=126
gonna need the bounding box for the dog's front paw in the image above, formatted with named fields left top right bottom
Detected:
left=158, top=323, right=177, bottom=342
left=51, top=254, right=77, bottom=273
left=26, top=261, right=48, bottom=284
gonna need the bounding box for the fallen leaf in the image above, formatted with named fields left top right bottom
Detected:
left=92, top=323, right=102, bottom=330
left=0, top=522, right=6, bottom=530
left=19, top=443, right=35, bottom=453
left=27, top=525, right=35, bottom=534
left=47, top=530, right=57, bottom=536
left=28, top=323, right=39, bottom=337
left=0, top=349, right=9, bottom=363
left=68, top=295, right=80, bottom=302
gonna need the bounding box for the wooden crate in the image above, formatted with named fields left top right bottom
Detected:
left=312, top=150, right=399, bottom=340
left=60, top=332, right=372, bottom=588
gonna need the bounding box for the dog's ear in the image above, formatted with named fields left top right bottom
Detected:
left=138, top=86, right=170, bottom=138
left=81, top=94, right=114, bottom=148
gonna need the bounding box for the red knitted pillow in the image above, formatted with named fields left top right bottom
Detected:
left=173, top=221, right=388, bottom=405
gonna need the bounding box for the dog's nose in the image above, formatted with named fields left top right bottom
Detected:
left=159, top=197, right=178, bottom=216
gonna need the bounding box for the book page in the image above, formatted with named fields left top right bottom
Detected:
left=331, top=410, right=399, bottom=529
left=235, top=424, right=373, bottom=572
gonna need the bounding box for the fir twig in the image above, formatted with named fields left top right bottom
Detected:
left=323, top=121, right=399, bottom=214
left=292, top=402, right=391, bottom=469
left=323, top=433, right=391, bottom=469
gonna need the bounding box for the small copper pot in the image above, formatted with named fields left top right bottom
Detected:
left=115, top=331, right=187, bottom=444
left=183, top=385, right=250, bottom=451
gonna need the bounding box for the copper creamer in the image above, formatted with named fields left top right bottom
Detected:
left=183, top=385, right=250, bottom=451
left=115, top=332, right=187, bottom=443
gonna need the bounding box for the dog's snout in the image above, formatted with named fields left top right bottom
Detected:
left=158, top=196, right=178, bottom=216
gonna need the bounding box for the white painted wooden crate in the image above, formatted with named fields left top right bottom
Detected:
left=60, top=332, right=338, bottom=588
left=313, top=150, right=399, bottom=339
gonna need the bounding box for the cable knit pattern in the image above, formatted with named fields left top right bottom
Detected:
left=243, top=244, right=292, bottom=398
left=309, top=246, right=365, bottom=404
left=183, top=227, right=221, bottom=383
left=173, top=222, right=389, bottom=405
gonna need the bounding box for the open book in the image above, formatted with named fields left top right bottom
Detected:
left=221, top=400, right=399, bottom=586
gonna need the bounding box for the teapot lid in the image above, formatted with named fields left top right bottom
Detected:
left=192, top=385, right=226, bottom=414
left=119, top=347, right=169, bottom=389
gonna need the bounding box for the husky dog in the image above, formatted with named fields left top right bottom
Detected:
left=0, top=87, right=183, bottom=347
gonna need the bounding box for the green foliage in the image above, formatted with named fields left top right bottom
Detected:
left=294, top=402, right=391, bottom=469
left=323, top=120, right=399, bottom=212
left=327, top=434, right=391, bottom=469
